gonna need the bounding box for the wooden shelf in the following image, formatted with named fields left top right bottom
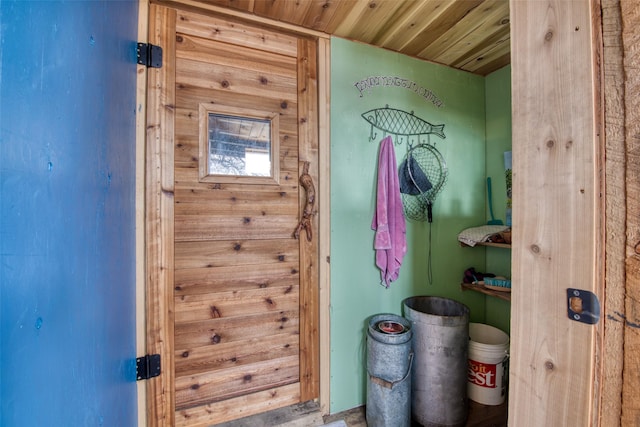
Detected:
left=460, top=241, right=511, bottom=249
left=461, top=282, right=511, bottom=302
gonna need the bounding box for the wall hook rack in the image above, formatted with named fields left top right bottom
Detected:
left=361, top=105, right=446, bottom=145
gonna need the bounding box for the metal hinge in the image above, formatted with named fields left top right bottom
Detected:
left=136, top=43, right=163, bottom=68
left=136, top=354, right=161, bottom=381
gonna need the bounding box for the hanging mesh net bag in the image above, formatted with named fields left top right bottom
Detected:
left=398, top=143, right=448, bottom=222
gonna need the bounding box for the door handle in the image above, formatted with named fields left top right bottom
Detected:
left=293, top=161, right=315, bottom=242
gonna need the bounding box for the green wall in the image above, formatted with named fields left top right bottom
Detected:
left=484, top=65, right=513, bottom=334
left=329, top=38, right=495, bottom=413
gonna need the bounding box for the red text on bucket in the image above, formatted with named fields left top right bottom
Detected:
left=468, top=359, right=496, bottom=388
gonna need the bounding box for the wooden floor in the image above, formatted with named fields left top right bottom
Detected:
left=214, top=399, right=508, bottom=426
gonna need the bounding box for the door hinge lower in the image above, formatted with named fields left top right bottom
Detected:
left=137, top=43, right=163, bottom=68
left=136, top=354, right=161, bottom=381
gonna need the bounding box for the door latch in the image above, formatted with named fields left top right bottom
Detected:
left=567, top=288, right=600, bottom=325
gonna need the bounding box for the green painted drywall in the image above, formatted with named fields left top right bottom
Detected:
left=329, top=37, right=491, bottom=413
left=484, top=65, right=512, bottom=335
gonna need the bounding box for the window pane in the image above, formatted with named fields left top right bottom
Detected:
left=208, top=114, right=272, bottom=177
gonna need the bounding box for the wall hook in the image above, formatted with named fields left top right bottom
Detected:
left=368, top=123, right=377, bottom=141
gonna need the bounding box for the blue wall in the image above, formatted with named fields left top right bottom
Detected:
left=0, top=2, right=139, bottom=425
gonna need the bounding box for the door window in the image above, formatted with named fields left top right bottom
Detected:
left=199, top=104, right=280, bottom=184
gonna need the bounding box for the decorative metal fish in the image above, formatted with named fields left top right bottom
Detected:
left=362, top=106, right=446, bottom=140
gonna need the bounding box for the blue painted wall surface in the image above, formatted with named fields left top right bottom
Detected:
left=0, top=2, right=138, bottom=425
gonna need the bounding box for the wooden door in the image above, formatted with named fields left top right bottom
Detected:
left=144, top=5, right=320, bottom=426
left=508, top=0, right=603, bottom=425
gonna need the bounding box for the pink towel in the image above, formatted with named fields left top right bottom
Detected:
left=371, top=136, right=407, bottom=287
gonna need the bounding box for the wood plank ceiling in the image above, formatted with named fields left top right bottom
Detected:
left=180, top=0, right=511, bottom=76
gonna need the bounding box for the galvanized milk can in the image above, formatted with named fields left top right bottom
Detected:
left=366, top=313, right=413, bottom=427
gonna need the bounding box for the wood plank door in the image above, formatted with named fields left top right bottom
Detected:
left=508, top=0, right=603, bottom=425
left=145, top=5, right=320, bottom=426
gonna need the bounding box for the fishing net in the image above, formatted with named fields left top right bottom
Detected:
left=399, top=144, right=448, bottom=222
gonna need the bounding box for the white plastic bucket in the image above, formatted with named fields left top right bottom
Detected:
left=467, top=323, right=509, bottom=406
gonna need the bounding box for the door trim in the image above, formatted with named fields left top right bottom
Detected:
left=317, top=36, right=331, bottom=415
left=156, top=0, right=329, bottom=40
left=144, top=4, right=177, bottom=426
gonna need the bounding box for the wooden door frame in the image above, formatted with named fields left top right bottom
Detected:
left=602, top=2, right=625, bottom=425
left=604, top=0, right=640, bottom=425
left=135, top=1, right=332, bottom=425
left=143, top=5, right=177, bottom=425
